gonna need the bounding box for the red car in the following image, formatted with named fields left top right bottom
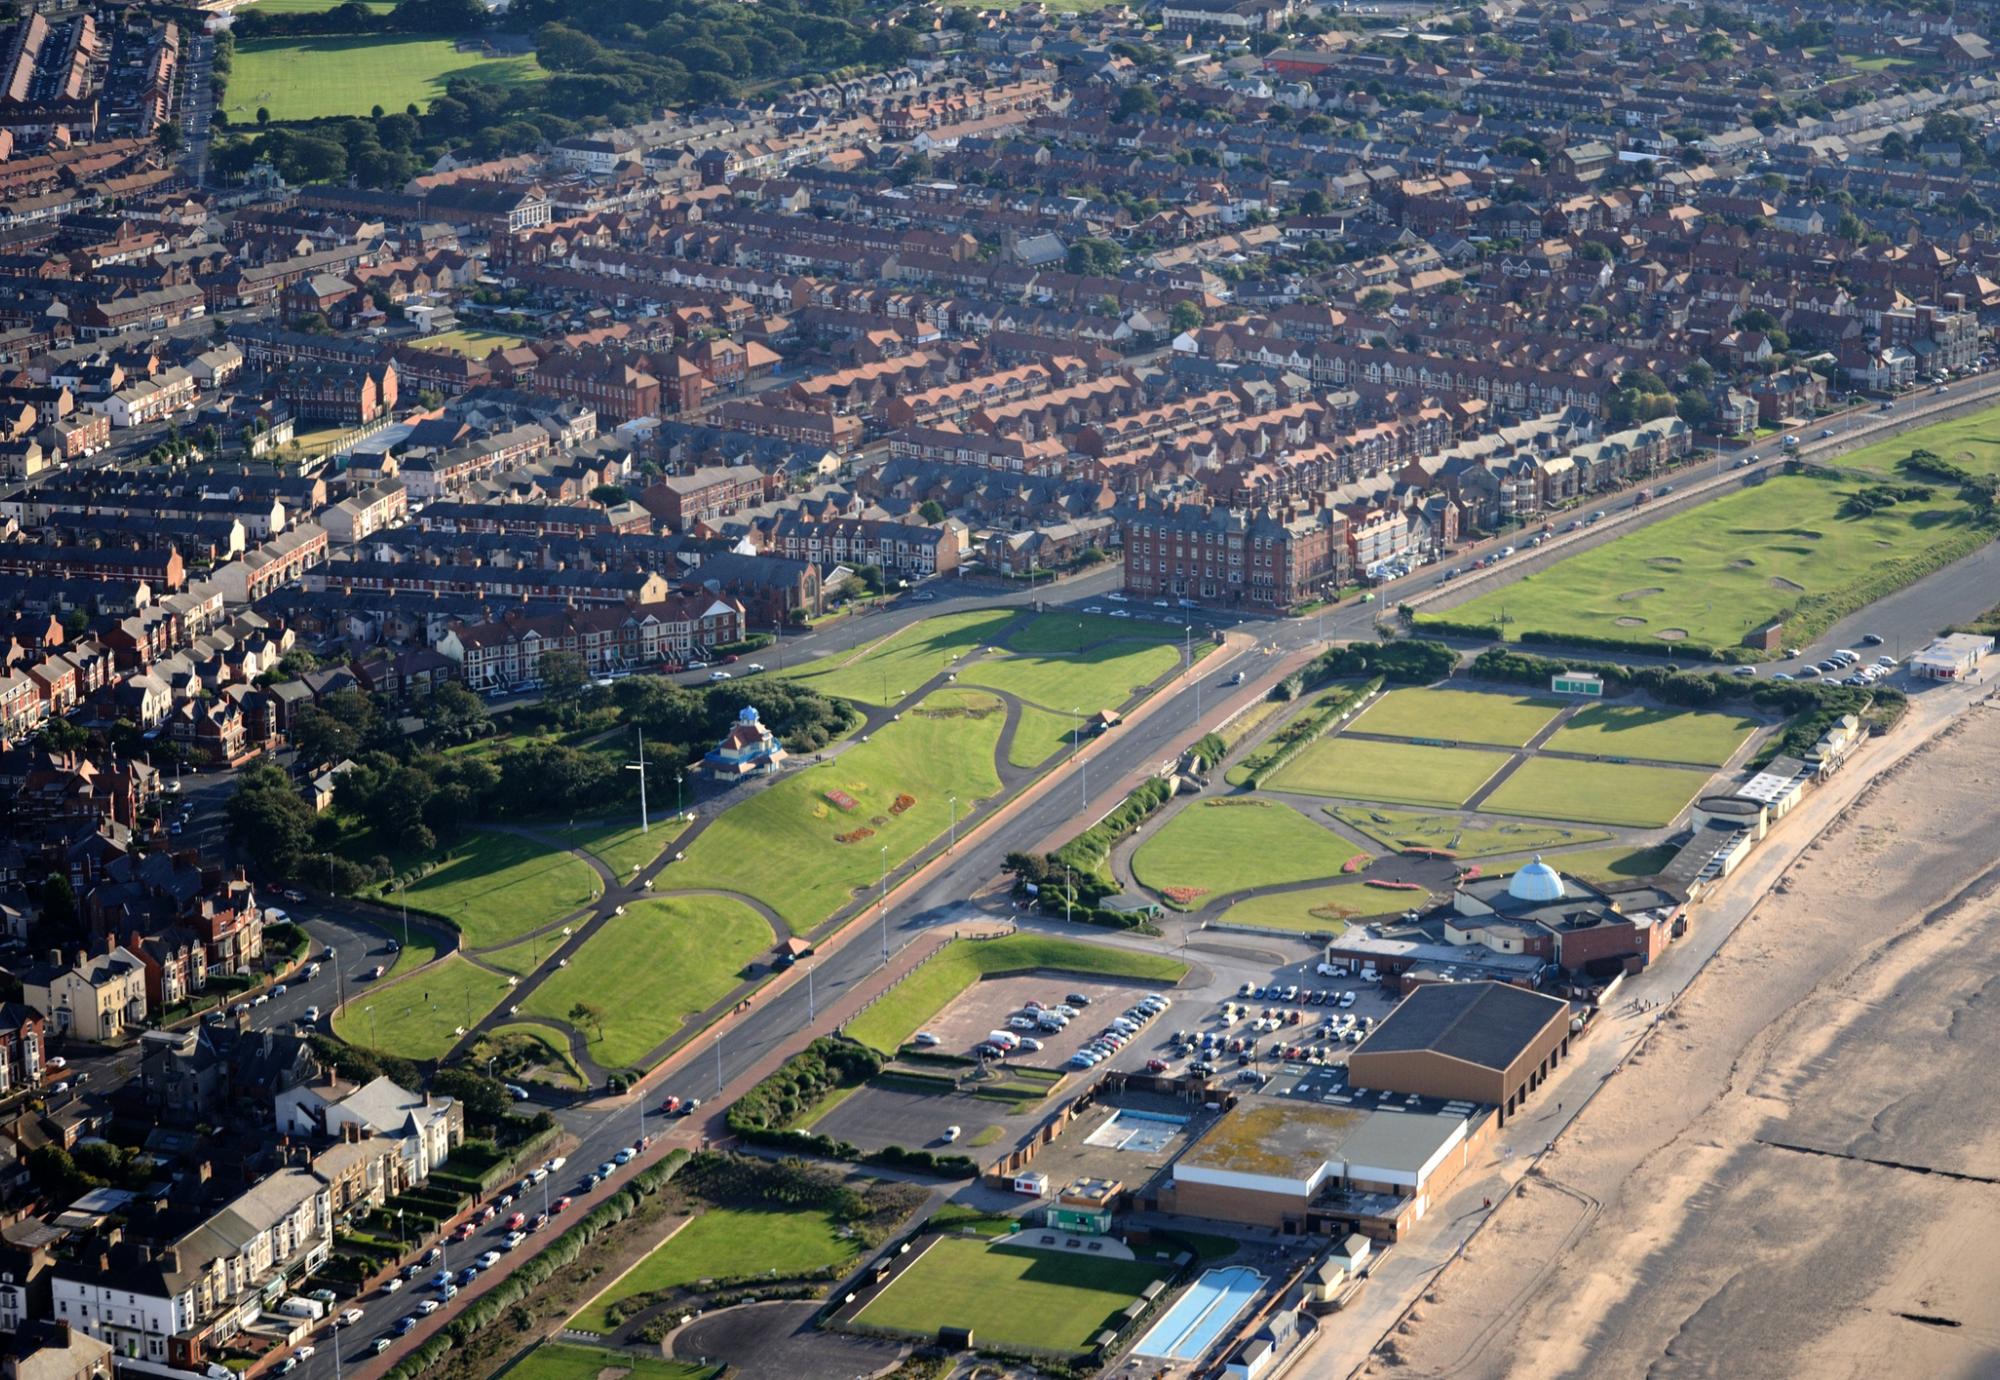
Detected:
left=553, top=1196, right=572, bottom=1214
left=453, top=1222, right=476, bottom=1241
left=505, top=1212, right=526, bottom=1232
left=660, top=1096, right=682, bottom=1115
left=1145, top=1058, right=1169, bottom=1073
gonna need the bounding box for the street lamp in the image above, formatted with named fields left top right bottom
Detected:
left=947, top=794, right=957, bottom=854
left=878, top=844, right=890, bottom=966
left=675, top=772, right=685, bottom=820
left=1071, top=708, right=1085, bottom=809
left=806, top=964, right=816, bottom=1022
left=714, top=1030, right=724, bottom=1095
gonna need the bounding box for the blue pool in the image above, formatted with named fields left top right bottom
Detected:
left=1132, top=1264, right=1265, bottom=1360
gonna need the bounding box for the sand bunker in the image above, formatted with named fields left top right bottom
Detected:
left=1615, top=616, right=1647, bottom=627
left=1654, top=628, right=1689, bottom=641
left=1770, top=576, right=1806, bottom=592
left=1645, top=556, right=1683, bottom=569
left=1727, top=558, right=1756, bottom=569
left=1616, top=587, right=1664, bottom=602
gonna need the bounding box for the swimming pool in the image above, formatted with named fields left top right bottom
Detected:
left=1082, top=1108, right=1187, bottom=1154
left=1132, top=1264, right=1265, bottom=1360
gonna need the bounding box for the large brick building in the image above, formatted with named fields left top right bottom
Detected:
left=1117, top=498, right=1347, bottom=611
left=436, top=592, right=746, bottom=689
left=640, top=464, right=775, bottom=531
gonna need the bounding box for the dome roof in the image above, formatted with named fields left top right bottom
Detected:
left=1508, top=856, right=1566, bottom=904
left=738, top=705, right=761, bottom=723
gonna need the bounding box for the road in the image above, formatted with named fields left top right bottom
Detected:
left=263, top=380, right=2000, bottom=1378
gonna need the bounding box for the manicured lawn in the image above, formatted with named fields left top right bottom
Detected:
left=845, top=933, right=1188, bottom=1054
left=964, top=618, right=1181, bottom=749
left=779, top=609, right=1019, bottom=706
left=571, top=1208, right=859, bottom=1333
left=1838, top=404, right=2000, bottom=478
left=1348, top=687, right=1563, bottom=747
left=386, top=830, right=601, bottom=949
left=1543, top=703, right=1760, bottom=767
left=507, top=1343, right=716, bottom=1380
left=333, top=954, right=509, bottom=1059
left=856, top=1238, right=1163, bottom=1355
left=554, top=818, right=688, bottom=881
left=1481, top=758, right=1706, bottom=828
left=1131, top=800, right=1358, bottom=908
left=1327, top=807, right=1609, bottom=858
left=668, top=688, right=1006, bottom=932
left=522, top=896, right=772, bottom=1070
left=412, top=328, right=524, bottom=359
left=1266, top=736, right=1506, bottom=808
left=227, top=36, right=544, bottom=123
left=477, top=1023, right=588, bottom=1090
left=1216, top=881, right=1428, bottom=933
left=1007, top=699, right=1084, bottom=769
left=475, top=934, right=562, bottom=977
left=1425, top=473, right=1990, bottom=651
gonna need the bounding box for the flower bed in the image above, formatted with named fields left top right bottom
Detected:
left=1364, top=879, right=1425, bottom=891
left=889, top=793, right=917, bottom=816
left=826, top=789, right=860, bottom=812
left=1341, top=853, right=1368, bottom=874
left=1160, top=886, right=1209, bottom=906
left=835, top=826, right=876, bottom=845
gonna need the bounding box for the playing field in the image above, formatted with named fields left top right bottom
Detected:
left=521, top=896, right=771, bottom=1069
left=1543, top=703, right=1760, bottom=767
left=505, top=1344, right=715, bottom=1380
left=667, top=688, right=1006, bottom=932
left=779, top=609, right=1017, bottom=706
left=1836, top=399, right=2000, bottom=478
left=856, top=1238, right=1163, bottom=1355
left=1266, top=736, right=1506, bottom=808
left=387, top=830, right=601, bottom=949
left=572, top=1207, right=859, bottom=1333
left=845, top=933, right=1188, bottom=1054
left=333, top=954, right=510, bottom=1059
left=963, top=614, right=1183, bottom=764
left=1328, top=806, right=1609, bottom=858
left=1427, top=473, right=1990, bottom=651
left=1215, top=882, right=1426, bottom=933
left=1480, top=758, right=1705, bottom=828
left=1131, top=800, right=1357, bottom=907
left=412, top=328, right=525, bottom=359
left=1348, top=687, right=1564, bottom=747
left=226, top=36, right=543, bottom=124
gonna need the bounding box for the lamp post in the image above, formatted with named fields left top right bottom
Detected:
left=878, top=845, right=890, bottom=966
left=625, top=728, right=649, bottom=834
left=1071, top=707, right=1085, bottom=809
left=675, top=772, right=685, bottom=820
left=948, top=794, right=957, bottom=854
left=399, top=877, right=409, bottom=953
left=714, top=1030, right=724, bottom=1095
left=806, top=964, right=816, bottom=1023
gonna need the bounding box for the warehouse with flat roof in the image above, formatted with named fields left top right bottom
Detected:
left=1346, top=981, right=1575, bottom=1122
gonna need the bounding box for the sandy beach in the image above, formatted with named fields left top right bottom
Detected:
left=1356, top=699, right=2000, bottom=1380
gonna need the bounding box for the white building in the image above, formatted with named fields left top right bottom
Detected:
left=1908, top=632, right=1992, bottom=680
left=275, top=1074, right=462, bottom=1188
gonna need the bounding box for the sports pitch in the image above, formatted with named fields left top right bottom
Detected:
left=1347, top=686, right=1564, bottom=747
left=1265, top=736, right=1506, bottom=808
left=1544, top=703, right=1760, bottom=767
left=855, top=1237, right=1163, bottom=1355
left=1479, top=757, right=1706, bottom=828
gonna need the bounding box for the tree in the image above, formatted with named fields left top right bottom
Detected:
left=589, top=483, right=630, bottom=507
left=1170, top=301, right=1205, bottom=333
left=157, top=122, right=182, bottom=154
left=1358, top=288, right=1395, bottom=313
left=568, top=1001, right=605, bottom=1041
left=538, top=650, right=588, bottom=721
left=1116, top=84, right=1160, bottom=122
left=1300, top=189, right=1330, bottom=216
left=431, top=1067, right=514, bottom=1127
left=27, top=1146, right=98, bottom=1203
left=257, top=106, right=270, bottom=126
left=227, top=761, right=318, bottom=880
left=1675, top=389, right=1716, bottom=428
left=39, top=875, right=77, bottom=931
left=918, top=499, right=947, bottom=524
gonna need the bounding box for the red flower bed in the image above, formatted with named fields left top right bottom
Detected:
left=834, top=826, right=875, bottom=845
left=1341, top=853, right=1369, bottom=874
left=1364, top=880, right=1425, bottom=891
left=1161, top=886, right=1209, bottom=905
left=825, top=789, right=859, bottom=812
left=889, top=793, right=917, bottom=816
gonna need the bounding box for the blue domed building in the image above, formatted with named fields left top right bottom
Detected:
left=703, top=705, right=787, bottom=778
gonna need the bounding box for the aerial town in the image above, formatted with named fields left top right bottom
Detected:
left=0, top=0, right=1997, bottom=1376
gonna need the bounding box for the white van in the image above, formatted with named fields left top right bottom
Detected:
left=986, top=1030, right=1021, bottom=1050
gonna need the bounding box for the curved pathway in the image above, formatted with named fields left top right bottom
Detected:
left=380, top=609, right=1219, bottom=1081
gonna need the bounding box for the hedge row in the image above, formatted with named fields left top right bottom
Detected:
left=1188, top=732, right=1227, bottom=772
left=383, top=1151, right=692, bottom=1380
left=1469, top=647, right=1904, bottom=722
left=1239, top=678, right=1379, bottom=790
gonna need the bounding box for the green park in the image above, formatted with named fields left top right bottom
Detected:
left=1544, top=703, right=1759, bottom=766
left=854, top=1237, right=1165, bottom=1355
left=1348, top=686, right=1563, bottom=746
left=225, top=35, right=544, bottom=124
left=1267, top=736, right=1506, bottom=808
left=1131, top=799, right=1362, bottom=907
left=1480, top=757, right=1707, bottom=828
left=1328, top=807, right=1609, bottom=858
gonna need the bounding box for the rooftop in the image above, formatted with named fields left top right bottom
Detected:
left=1351, top=981, right=1569, bottom=1071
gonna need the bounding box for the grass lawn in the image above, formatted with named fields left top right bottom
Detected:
left=1328, top=807, right=1609, bottom=858
left=333, top=954, right=509, bottom=1059
left=412, top=328, right=524, bottom=359
left=1007, top=700, right=1085, bottom=769
left=385, top=830, right=600, bottom=949
left=1215, top=880, right=1428, bottom=933
left=474, top=934, right=559, bottom=977
left=474, top=1023, right=588, bottom=1090
left=1266, top=736, right=1506, bottom=808
left=1131, top=800, right=1359, bottom=907
left=1426, top=473, right=1991, bottom=651
left=246, top=0, right=393, bottom=11
left=1349, top=687, right=1563, bottom=747
left=381, top=923, right=444, bottom=980
left=1544, top=703, right=1759, bottom=767
left=521, top=896, right=771, bottom=1070
left=225, top=36, right=543, bottom=124
left=1836, top=400, right=2000, bottom=478
left=1481, top=758, right=1706, bottom=829
left=856, top=1237, right=1162, bottom=1355
left=779, top=609, right=1019, bottom=706
left=506, top=1343, right=716, bottom=1380
left=571, top=1208, right=859, bottom=1333
left=668, top=688, right=1006, bottom=932
left=845, top=933, right=1188, bottom=1054
left=965, top=616, right=1181, bottom=758
left=554, top=819, right=687, bottom=882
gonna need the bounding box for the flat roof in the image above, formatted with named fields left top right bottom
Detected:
left=1177, top=1101, right=1365, bottom=1182
left=1352, top=981, right=1569, bottom=1071
left=1329, top=930, right=1544, bottom=976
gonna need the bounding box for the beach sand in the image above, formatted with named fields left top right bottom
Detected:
left=1360, top=700, right=2000, bottom=1380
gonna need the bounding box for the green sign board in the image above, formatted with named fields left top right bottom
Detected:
left=1551, top=674, right=1604, bottom=696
